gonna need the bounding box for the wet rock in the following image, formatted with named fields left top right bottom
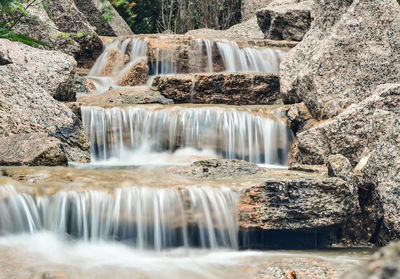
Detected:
left=257, top=0, right=313, bottom=41
left=0, top=63, right=90, bottom=164
left=342, top=242, right=400, bottom=279
left=327, top=154, right=355, bottom=184
left=239, top=176, right=357, bottom=231
left=118, top=59, right=149, bottom=86
left=73, top=71, right=91, bottom=95
left=288, top=164, right=327, bottom=175
left=0, top=133, right=68, bottom=166
left=77, top=87, right=173, bottom=106
left=280, top=0, right=400, bottom=119
left=242, top=0, right=273, bottom=21
left=291, top=84, right=400, bottom=166
left=0, top=39, right=76, bottom=101
left=152, top=73, right=281, bottom=105
left=73, top=0, right=133, bottom=36
left=173, top=159, right=266, bottom=178
left=45, top=0, right=103, bottom=67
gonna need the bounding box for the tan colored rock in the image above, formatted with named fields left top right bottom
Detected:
left=242, top=0, right=273, bottom=20
left=291, top=84, right=400, bottom=166
left=0, top=63, right=90, bottom=164
left=77, top=87, right=173, bottom=106
left=280, top=0, right=400, bottom=120
left=0, top=39, right=76, bottom=101
left=73, top=0, right=133, bottom=36
left=0, top=133, right=68, bottom=166
left=118, top=59, right=149, bottom=86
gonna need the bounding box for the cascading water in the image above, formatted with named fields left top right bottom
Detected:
left=87, top=37, right=286, bottom=93
left=81, top=105, right=292, bottom=166
left=0, top=185, right=238, bottom=250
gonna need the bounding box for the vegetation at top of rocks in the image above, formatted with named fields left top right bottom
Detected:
left=0, top=26, right=48, bottom=48
left=111, top=0, right=241, bottom=34
left=100, top=0, right=115, bottom=22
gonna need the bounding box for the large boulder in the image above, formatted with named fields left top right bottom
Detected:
left=0, top=39, right=76, bottom=101
left=73, top=0, right=133, bottom=36
left=257, top=0, right=313, bottom=41
left=240, top=176, right=357, bottom=231
left=0, top=62, right=90, bottom=164
left=152, top=73, right=281, bottom=105
left=357, top=117, right=400, bottom=245
left=280, top=0, right=400, bottom=119
left=291, top=84, right=400, bottom=166
left=0, top=133, right=68, bottom=166
left=12, top=5, right=81, bottom=58
left=44, top=0, right=103, bottom=67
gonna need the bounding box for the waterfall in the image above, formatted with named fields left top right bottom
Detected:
left=87, top=38, right=148, bottom=93
left=81, top=106, right=292, bottom=165
left=0, top=185, right=238, bottom=250
left=87, top=37, right=286, bottom=93
left=216, top=40, right=284, bottom=73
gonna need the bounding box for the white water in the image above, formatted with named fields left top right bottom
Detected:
left=87, top=37, right=285, bottom=93
left=0, top=185, right=238, bottom=250
left=88, top=38, right=148, bottom=93
left=81, top=106, right=292, bottom=165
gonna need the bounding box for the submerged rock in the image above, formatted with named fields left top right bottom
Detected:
left=152, top=73, right=281, bottom=105
left=0, top=63, right=90, bottom=164
left=280, top=0, right=400, bottom=119
left=173, top=159, right=266, bottom=178
left=0, top=39, right=77, bottom=102
left=77, top=87, right=173, bottom=106
left=257, top=0, right=313, bottom=41
left=342, top=242, right=400, bottom=279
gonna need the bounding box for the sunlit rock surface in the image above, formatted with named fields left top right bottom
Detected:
left=280, top=0, right=400, bottom=119
left=257, top=0, right=313, bottom=41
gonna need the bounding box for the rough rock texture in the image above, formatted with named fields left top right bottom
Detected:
left=77, top=87, right=173, bottom=106
left=358, top=117, right=400, bottom=245
left=342, top=242, right=400, bottom=279
left=284, top=102, right=316, bottom=134
left=45, top=0, right=104, bottom=67
left=0, top=133, right=68, bottom=166
left=239, top=176, right=357, bottom=230
left=291, top=84, right=400, bottom=166
left=173, top=159, right=265, bottom=178
left=118, top=59, right=149, bottom=86
left=280, top=0, right=400, bottom=119
left=73, top=0, right=133, bottom=36
left=152, top=73, right=281, bottom=105
left=327, top=154, right=355, bottom=183
left=242, top=0, right=274, bottom=20
left=186, top=17, right=265, bottom=39
left=0, top=63, right=90, bottom=163
left=0, top=39, right=76, bottom=101
left=12, top=6, right=81, bottom=57
left=257, top=0, right=312, bottom=41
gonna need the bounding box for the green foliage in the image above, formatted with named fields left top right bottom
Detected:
left=111, top=0, right=241, bottom=34
left=0, top=26, right=48, bottom=48
left=99, top=0, right=115, bottom=22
